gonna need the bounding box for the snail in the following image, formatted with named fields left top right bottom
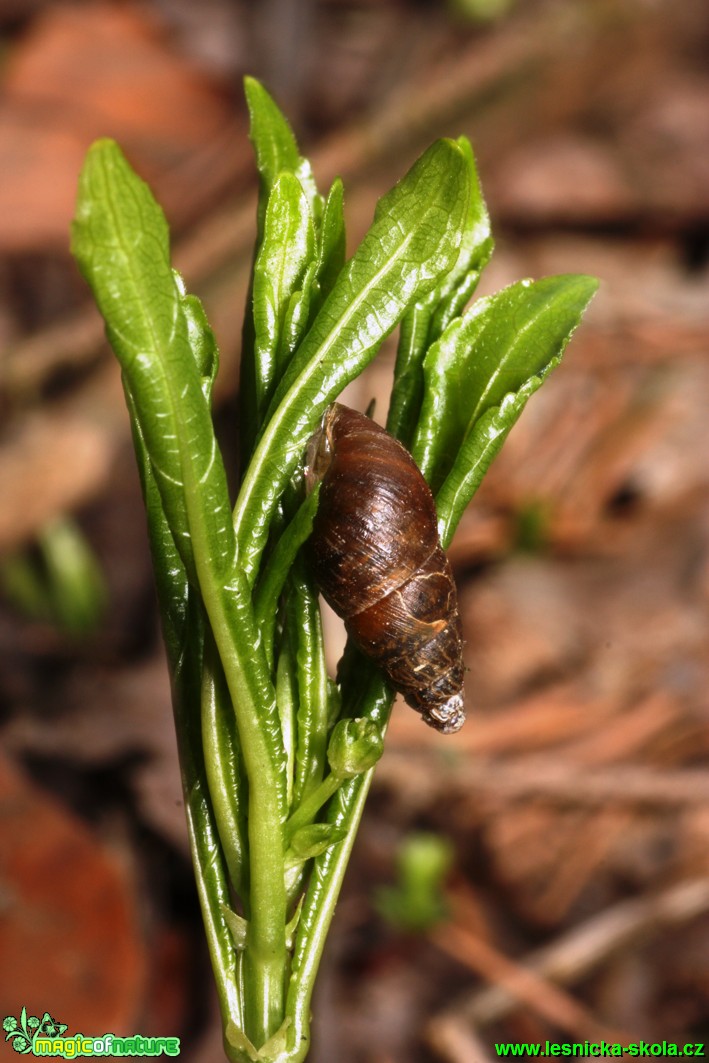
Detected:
left=305, top=403, right=465, bottom=734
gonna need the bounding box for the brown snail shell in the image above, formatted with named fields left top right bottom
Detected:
left=305, top=403, right=465, bottom=734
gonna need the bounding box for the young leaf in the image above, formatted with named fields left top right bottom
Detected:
left=73, top=144, right=289, bottom=1036
left=276, top=633, right=298, bottom=807
left=436, top=362, right=560, bottom=549
left=177, top=278, right=220, bottom=400
left=289, top=562, right=329, bottom=809
left=241, top=77, right=323, bottom=467
left=386, top=135, right=492, bottom=446
left=71, top=139, right=236, bottom=588
left=222, top=905, right=249, bottom=951
left=233, top=137, right=471, bottom=585
left=327, top=717, right=384, bottom=779
left=123, top=385, right=192, bottom=671
left=286, top=823, right=347, bottom=868
left=252, top=172, right=316, bottom=417
left=278, top=260, right=319, bottom=370
left=202, top=644, right=250, bottom=907
left=254, top=484, right=322, bottom=672
left=313, top=178, right=346, bottom=308
left=244, top=75, right=322, bottom=237
left=413, top=274, right=600, bottom=546
left=412, top=274, right=598, bottom=496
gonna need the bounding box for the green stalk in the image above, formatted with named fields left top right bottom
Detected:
left=287, top=772, right=378, bottom=1056
left=286, top=679, right=393, bottom=1057
left=201, top=642, right=249, bottom=909
left=123, top=393, right=243, bottom=1038
left=285, top=775, right=341, bottom=842
left=198, top=566, right=288, bottom=1046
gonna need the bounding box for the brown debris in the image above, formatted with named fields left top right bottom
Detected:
left=433, top=878, right=709, bottom=1032
left=0, top=750, right=146, bottom=1031
left=0, top=2, right=241, bottom=253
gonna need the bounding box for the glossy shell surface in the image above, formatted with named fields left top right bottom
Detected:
left=306, top=404, right=465, bottom=734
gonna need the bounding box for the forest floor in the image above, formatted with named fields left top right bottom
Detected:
left=1, top=1, right=708, bottom=1060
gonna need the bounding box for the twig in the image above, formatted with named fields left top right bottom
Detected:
left=430, top=920, right=623, bottom=1045
left=376, top=752, right=709, bottom=810
left=427, top=1016, right=495, bottom=1063
left=440, top=878, right=709, bottom=1030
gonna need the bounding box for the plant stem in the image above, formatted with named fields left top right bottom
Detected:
left=288, top=769, right=375, bottom=1054
left=198, top=568, right=288, bottom=1046
left=286, top=678, right=394, bottom=1056
left=285, top=774, right=341, bottom=842
left=183, top=781, right=243, bottom=1034
left=201, top=643, right=250, bottom=909
left=216, top=637, right=286, bottom=1045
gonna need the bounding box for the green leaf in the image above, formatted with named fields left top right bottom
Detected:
left=421, top=275, right=600, bottom=546
left=177, top=279, right=219, bottom=401
left=436, top=362, right=558, bottom=548
left=244, top=76, right=322, bottom=238
left=278, top=260, right=319, bottom=366
left=286, top=751, right=380, bottom=1050
left=72, top=141, right=291, bottom=1039
left=386, top=135, right=492, bottom=446
left=71, top=139, right=236, bottom=588
left=224, top=1016, right=295, bottom=1062
left=253, top=483, right=321, bottom=672
left=252, top=172, right=316, bottom=418
left=413, top=274, right=598, bottom=499
left=224, top=1022, right=261, bottom=1063
left=123, top=385, right=192, bottom=669
left=241, top=78, right=323, bottom=469
left=286, top=823, right=347, bottom=868
left=275, top=636, right=298, bottom=807
left=72, top=140, right=285, bottom=793
left=222, top=905, right=249, bottom=950
left=289, top=562, right=329, bottom=809
left=233, top=137, right=471, bottom=585
left=202, top=643, right=249, bottom=907
left=285, top=897, right=304, bottom=950
left=450, top=136, right=493, bottom=279
left=313, top=178, right=346, bottom=308
left=327, top=718, right=384, bottom=779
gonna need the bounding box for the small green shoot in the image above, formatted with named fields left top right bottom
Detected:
left=0, top=517, right=106, bottom=636
left=375, top=832, right=455, bottom=933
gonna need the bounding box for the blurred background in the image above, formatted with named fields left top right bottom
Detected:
left=1, top=0, right=708, bottom=1059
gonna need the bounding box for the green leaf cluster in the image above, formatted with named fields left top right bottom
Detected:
left=71, top=77, right=597, bottom=1063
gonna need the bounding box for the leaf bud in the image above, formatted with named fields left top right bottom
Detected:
left=327, top=718, right=384, bottom=780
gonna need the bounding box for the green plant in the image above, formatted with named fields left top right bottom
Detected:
left=0, top=516, right=106, bottom=636
left=375, top=831, right=454, bottom=933
left=71, top=77, right=597, bottom=1062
